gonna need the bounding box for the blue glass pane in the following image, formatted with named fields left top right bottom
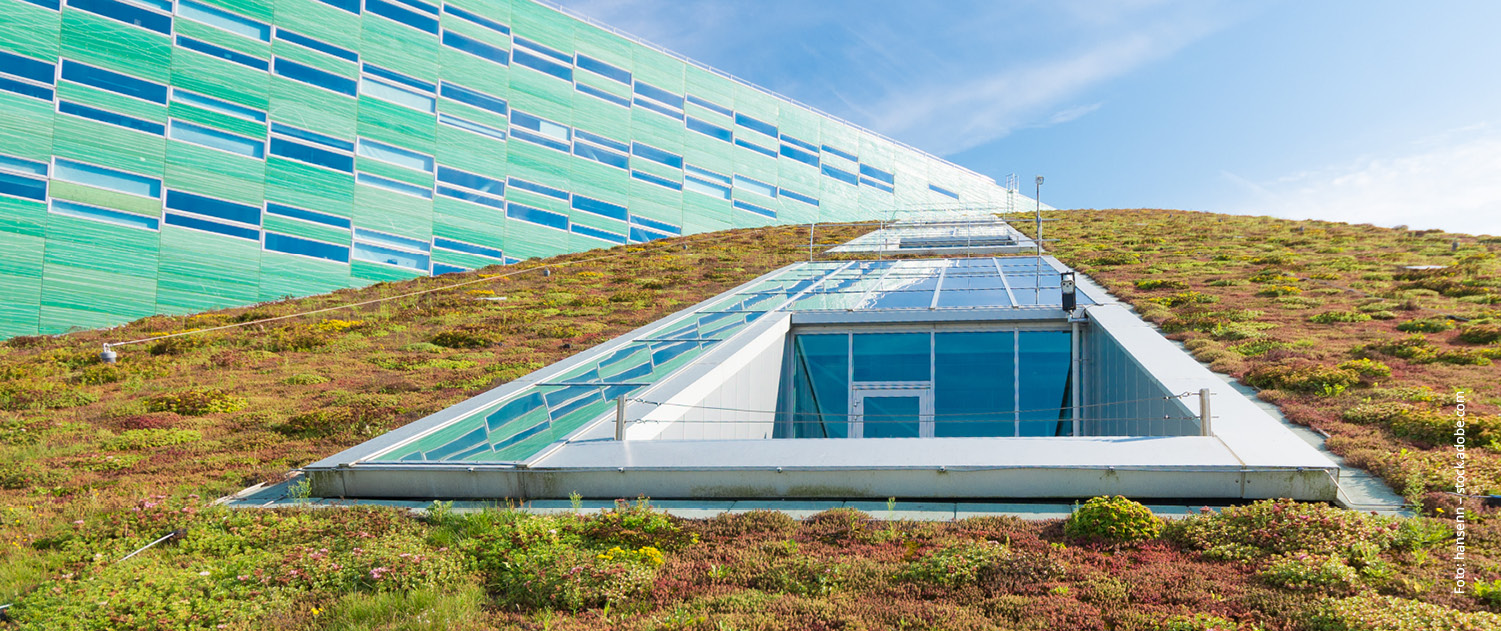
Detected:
left=352, top=241, right=429, bottom=270
left=0, top=77, right=53, bottom=101
left=51, top=200, right=158, bottom=230
left=852, top=332, right=928, bottom=382
left=434, top=237, right=502, bottom=259
left=357, top=173, right=432, bottom=198
left=632, top=97, right=682, bottom=120
left=172, top=89, right=266, bottom=121
left=789, top=334, right=848, bottom=438
left=686, top=95, right=731, bottom=117
left=780, top=134, right=818, bottom=153
left=631, top=142, right=682, bottom=169
left=571, top=223, right=626, bottom=244
left=734, top=175, right=776, bottom=198
left=67, top=0, right=172, bottom=34
left=314, top=0, right=359, bottom=13
left=442, top=4, right=509, bottom=35
left=507, top=178, right=567, bottom=200
left=164, top=212, right=259, bottom=240
left=59, top=102, right=166, bottom=134
left=684, top=177, right=729, bottom=201
left=276, top=28, right=358, bottom=62
left=822, top=144, right=857, bottom=162
left=512, top=37, right=571, bottom=63
left=271, top=123, right=353, bottom=150
left=264, top=231, right=349, bottom=262
left=176, top=36, right=270, bottom=70
left=165, top=190, right=260, bottom=224
left=629, top=226, right=670, bottom=243
left=432, top=263, right=470, bottom=275
left=510, top=129, right=568, bottom=152
left=859, top=164, right=895, bottom=185
left=0, top=172, right=47, bottom=201
left=265, top=203, right=351, bottom=229
left=821, top=163, right=858, bottom=186
left=169, top=120, right=264, bottom=158
left=54, top=159, right=161, bottom=197
left=440, top=82, right=507, bottom=116
left=929, top=184, right=960, bottom=200
left=633, top=81, right=682, bottom=108
left=575, top=130, right=627, bottom=153
left=779, top=188, right=819, bottom=206
left=573, top=142, right=627, bottom=169
left=860, top=178, right=894, bottom=193
left=1017, top=331, right=1071, bottom=436
left=20, top=0, right=60, bottom=9
left=735, top=113, right=776, bottom=138
left=686, top=116, right=731, bottom=142
left=273, top=58, right=356, bottom=96
left=269, top=138, right=354, bottom=172
left=177, top=0, right=269, bottom=41
left=861, top=395, right=920, bottom=438
left=732, top=200, right=774, bottom=219
left=630, top=170, right=681, bottom=191
left=574, top=82, right=629, bottom=107
left=734, top=138, right=776, bottom=158
left=570, top=195, right=627, bottom=221
left=437, top=166, right=503, bottom=194
left=354, top=227, right=428, bottom=252
left=387, top=0, right=436, bottom=15
left=436, top=186, right=504, bottom=210
left=0, top=155, right=48, bottom=177
left=365, top=0, right=438, bottom=33
left=934, top=331, right=1015, bottom=437
left=780, top=143, right=818, bottom=167
left=363, top=63, right=434, bottom=92
left=506, top=202, right=568, bottom=231
left=511, top=48, right=572, bottom=81
left=365, top=80, right=436, bottom=113
left=575, top=54, right=630, bottom=84
left=442, top=30, right=509, bottom=65
left=60, top=61, right=167, bottom=103
left=629, top=214, right=680, bottom=235
left=0, top=51, right=55, bottom=84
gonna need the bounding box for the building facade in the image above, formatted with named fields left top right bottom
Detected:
left=0, top=0, right=1025, bottom=337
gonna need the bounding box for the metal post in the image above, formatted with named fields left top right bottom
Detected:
left=1070, top=320, right=1081, bottom=436
left=808, top=222, right=816, bottom=262
left=615, top=395, right=626, bottom=441
left=1199, top=388, right=1212, bottom=436
left=1034, top=175, right=1043, bottom=257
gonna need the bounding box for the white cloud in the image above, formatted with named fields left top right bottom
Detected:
left=1221, top=125, right=1501, bottom=237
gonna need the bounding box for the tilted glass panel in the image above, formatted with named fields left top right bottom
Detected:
left=934, top=332, right=1015, bottom=437
left=1017, top=331, right=1072, bottom=436
left=852, top=333, right=928, bottom=382
left=860, top=395, right=921, bottom=438
left=788, top=334, right=849, bottom=438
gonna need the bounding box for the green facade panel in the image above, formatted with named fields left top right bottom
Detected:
left=0, top=0, right=1026, bottom=337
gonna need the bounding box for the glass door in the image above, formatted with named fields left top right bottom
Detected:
left=851, top=388, right=933, bottom=438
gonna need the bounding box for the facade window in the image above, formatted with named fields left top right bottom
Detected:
left=439, top=113, right=506, bottom=142
left=632, top=97, right=682, bottom=121
left=269, top=137, right=354, bottom=172
left=164, top=211, right=260, bottom=240
left=734, top=138, right=776, bottom=159
left=352, top=241, right=430, bottom=270
left=686, top=117, right=731, bottom=143
left=177, top=0, right=271, bottom=42
left=575, top=82, right=629, bottom=108
left=0, top=155, right=49, bottom=177
left=573, top=141, right=627, bottom=170
left=506, top=178, right=568, bottom=201
left=441, top=4, right=509, bottom=35
left=276, top=28, right=358, bottom=63
left=512, top=37, right=573, bottom=81
left=50, top=199, right=159, bottom=230
left=169, top=120, right=265, bottom=158
left=506, top=202, right=568, bottom=231
left=633, top=81, right=683, bottom=108
left=821, top=163, right=858, bottom=186
left=571, top=223, right=626, bottom=244
left=437, top=166, right=504, bottom=195
left=732, top=199, right=775, bottom=218
left=575, top=54, right=630, bottom=84
left=734, top=113, right=776, bottom=138
left=265, top=202, right=352, bottom=229
left=0, top=172, right=47, bottom=201
left=928, top=184, right=960, bottom=200
left=58, top=101, right=164, bottom=135
left=354, top=227, right=430, bottom=252
left=686, top=94, right=732, bottom=117
left=822, top=144, right=857, bottom=162
left=630, top=142, right=682, bottom=169
left=733, top=175, right=776, bottom=199
left=54, top=159, right=161, bottom=198
left=0, top=51, right=56, bottom=84
left=271, top=123, right=353, bottom=151
left=315, top=0, right=360, bottom=14
left=171, top=88, right=266, bottom=122
left=442, top=30, right=509, bottom=65
left=357, top=173, right=433, bottom=198
left=357, top=138, right=434, bottom=173
left=570, top=195, right=628, bottom=222
left=274, top=58, right=357, bottom=96
left=0, top=77, right=53, bottom=101
left=779, top=143, right=818, bottom=168
left=166, top=189, right=261, bottom=225
left=361, top=77, right=435, bottom=113
left=434, top=236, right=503, bottom=260
left=683, top=176, right=729, bottom=201
left=510, top=111, right=570, bottom=152
left=176, top=36, right=270, bottom=70
left=629, top=214, right=681, bottom=235
left=265, top=231, right=349, bottom=262
left=364, top=0, right=438, bottom=34
left=630, top=169, right=681, bottom=191
left=66, top=0, right=172, bottom=35
left=60, top=60, right=168, bottom=104
left=779, top=187, right=819, bottom=207
left=439, top=81, right=507, bottom=116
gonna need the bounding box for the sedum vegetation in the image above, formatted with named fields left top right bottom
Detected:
left=0, top=212, right=1499, bottom=628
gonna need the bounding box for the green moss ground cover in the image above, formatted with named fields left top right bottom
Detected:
left=0, top=213, right=1499, bottom=628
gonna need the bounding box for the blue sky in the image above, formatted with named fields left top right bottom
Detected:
left=556, top=0, right=1501, bottom=236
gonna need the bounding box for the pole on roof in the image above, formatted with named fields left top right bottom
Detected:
left=615, top=395, right=626, bottom=441
left=1199, top=388, right=1213, bottom=436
